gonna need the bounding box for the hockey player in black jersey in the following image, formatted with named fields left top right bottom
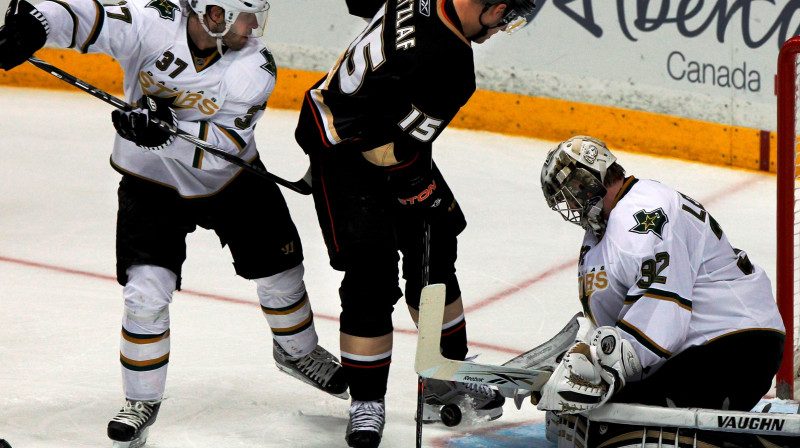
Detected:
left=294, top=0, right=536, bottom=446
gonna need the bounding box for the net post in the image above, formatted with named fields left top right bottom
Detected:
left=776, top=36, right=800, bottom=400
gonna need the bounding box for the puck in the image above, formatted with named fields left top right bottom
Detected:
left=440, top=403, right=462, bottom=427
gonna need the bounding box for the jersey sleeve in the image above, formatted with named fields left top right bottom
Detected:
left=37, top=0, right=167, bottom=65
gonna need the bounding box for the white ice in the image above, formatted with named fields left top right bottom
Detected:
left=0, top=87, right=778, bottom=447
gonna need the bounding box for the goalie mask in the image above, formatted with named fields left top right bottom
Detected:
left=188, top=0, right=269, bottom=52
left=540, top=136, right=617, bottom=237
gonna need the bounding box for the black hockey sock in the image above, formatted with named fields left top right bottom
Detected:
left=439, top=315, right=468, bottom=361
left=341, top=352, right=391, bottom=401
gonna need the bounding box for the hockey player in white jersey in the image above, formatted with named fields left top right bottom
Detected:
left=537, top=135, right=785, bottom=415
left=0, top=0, right=347, bottom=446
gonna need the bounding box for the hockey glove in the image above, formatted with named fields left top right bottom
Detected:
left=0, top=0, right=49, bottom=71
left=112, top=96, right=177, bottom=151
left=388, top=158, right=454, bottom=221
left=536, top=326, right=641, bottom=414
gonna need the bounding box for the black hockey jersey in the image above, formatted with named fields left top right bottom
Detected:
left=295, top=0, right=476, bottom=164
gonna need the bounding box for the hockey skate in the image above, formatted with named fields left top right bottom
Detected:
left=345, top=398, right=385, bottom=448
left=273, top=340, right=349, bottom=399
left=420, top=378, right=505, bottom=426
left=107, top=400, right=161, bottom=448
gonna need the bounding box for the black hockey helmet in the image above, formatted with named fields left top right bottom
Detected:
left=484, top=0, right=536, bottom=33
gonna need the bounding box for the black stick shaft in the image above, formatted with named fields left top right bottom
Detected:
left=415, top=221, right=432, bottom=448
left=25, top=56, right=312, bottom=195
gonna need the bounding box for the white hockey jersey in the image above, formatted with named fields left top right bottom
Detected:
left=578, top=177, right=784, bottom=379
left=37, top=0, right=277, bottom=197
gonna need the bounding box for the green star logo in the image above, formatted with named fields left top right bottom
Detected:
left=146, top=0, right=180, bottom=20
left=630, top=208, right=669, bottom=239
left=260, top=48, right=277, bottom=77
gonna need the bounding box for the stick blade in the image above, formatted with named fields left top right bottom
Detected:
left=414, top=283, right=551, bottom=391
left=414, top=283, right=447, bottom=373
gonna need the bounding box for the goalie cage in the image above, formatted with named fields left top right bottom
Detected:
left=777, top=35, right=800, bottom=400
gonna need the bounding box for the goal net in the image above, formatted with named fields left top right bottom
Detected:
left=776, top=36, right=800, bottom=400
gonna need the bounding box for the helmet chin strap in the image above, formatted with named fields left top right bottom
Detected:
left=198, top=14, right=229, bottom=54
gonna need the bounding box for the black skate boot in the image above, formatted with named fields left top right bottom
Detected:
left=345, top=398, right=385, bottom=448
left=107, top=400, right=161, bottom=448
left=273, top=340, right=349, bottom=399
left=421, top=378, right=505, bottom=425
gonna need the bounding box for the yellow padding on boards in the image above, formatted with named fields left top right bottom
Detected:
left=1, top=49, right=775, bottom=173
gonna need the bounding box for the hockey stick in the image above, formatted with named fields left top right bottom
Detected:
left=415, top=284, right=552, bottom=391
left=501, top=312, right=583, bottom=408
left=501, top=312, right=581, bottom=371
left=24, top=56, right=313, bottom=195
left=414, top=222, right=433, bottom=448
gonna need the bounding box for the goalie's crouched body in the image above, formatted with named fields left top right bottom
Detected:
left=533, top=136, right=786, bottom=446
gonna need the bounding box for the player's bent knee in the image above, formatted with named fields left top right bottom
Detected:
left=123, top=264, right=177, bottom=331
left=254, top=263, right=305, bottom=303
left=405, top=275, right=461, bottom=310
left=337, top=247, right=401, bottom=337
left=339, top=290, right=397, bottom=338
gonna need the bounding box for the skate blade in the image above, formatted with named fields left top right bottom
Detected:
left=275, top=363, right=350, bottom=400
left=111, top=427, right=149, bottom=448
left=419, top=403, right=503, bottom=424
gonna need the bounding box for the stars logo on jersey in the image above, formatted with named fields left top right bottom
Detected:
left=630, top=208, right=669, bottom=239
left=260, top=48, right=276, bottom=77
left=146, top=0, right=179, bottom=20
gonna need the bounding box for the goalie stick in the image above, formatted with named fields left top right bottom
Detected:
left=501, top=312, right=582, bottom=370
left=415, top=284, right=552, bottom=391
left=501, top=312, right=583, bottom=408
left=24, top=56, right=313, bottom=195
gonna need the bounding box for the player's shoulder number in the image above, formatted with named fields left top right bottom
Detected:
left=103, top=0, right=181, bottom=23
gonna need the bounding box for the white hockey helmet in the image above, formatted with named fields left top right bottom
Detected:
left=188, top=0, right=270, bottom=39
left=540, top=136, right=617, bottom=237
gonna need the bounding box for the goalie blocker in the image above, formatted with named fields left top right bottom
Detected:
left=549, top=402, right=800, bottom=448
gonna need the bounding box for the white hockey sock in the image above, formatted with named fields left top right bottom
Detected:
left=256, top=264, right=318, bottom=358
left=120, top=265, right=176, bottom=401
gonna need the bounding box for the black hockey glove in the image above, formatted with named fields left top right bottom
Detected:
left=388, top=158, right=454, bottom=222
left=112, top=95, right=177, bottom=151
left=0, top=0, right=49, bottom=71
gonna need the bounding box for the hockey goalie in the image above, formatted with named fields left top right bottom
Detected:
left=531, top=136, right=794, bottom=448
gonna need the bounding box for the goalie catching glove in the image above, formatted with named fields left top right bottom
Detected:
left=112, top=95, right=178, bottom=151
left=0, top=0, right=49, bottom=70
left=536, top=325, right=642, bottom=414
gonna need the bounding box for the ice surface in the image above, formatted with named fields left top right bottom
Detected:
left=0, top=87, right=778, bottom=447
